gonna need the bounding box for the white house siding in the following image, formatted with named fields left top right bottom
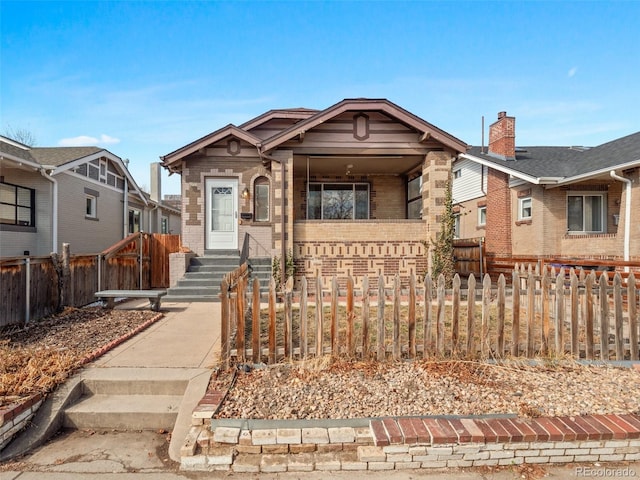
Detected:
left=0, top=168, right=52, bottom=257
left=452, top=158, right=486, bottom=204
left=452, top=158, right=487, bottom=240
left=56, top=173, right=125, bottom=254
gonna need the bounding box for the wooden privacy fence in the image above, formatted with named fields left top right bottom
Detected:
left=220, top=268, right=639, bottom=367
left=0, top=233, right=180, bottom=327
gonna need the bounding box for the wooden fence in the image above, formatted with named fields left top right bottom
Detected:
left=453, top=238, right=485, bottom=278
left=0, top=233, right=180, bottom=327
left=220, top=268, right=639, bottom=367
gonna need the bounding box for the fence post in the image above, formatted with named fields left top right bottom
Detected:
left=269, top=278, right=277, bottom=363
left=25, top=257, right=31, bottom=325
left=527, top=272, right=535, bottom=357
left=424, top=274, right=432, bottom=357
left=497, top=274, right=506, bottom=356
left=300, top=276, right=308, bottom=359
left=628, top=273, right=638, bottom=361
left=481, top=274, right=491, bottom=357
left=613, top=273, right=624, bottom=360
left=377, top=274, right=385, bottom=361
left=284, top=277, right=293, bottom=360
left=316, top=276, right=323, bottom=357
left=220, top=279, right=229, bottom=369
left=362, top=276, right=370, bottom=360
left=252, top=277, right=261, bottom=363
left=346, top=275, right=355, bottom=358
left=408, top=273, right=416, bottom=359
left=570, top=269, right=579, bottom=356
left=436, top=274, right=446, bottom=356
left=467, top=274, right=476, bottom=357
left=392, top=275, right=401, bottom=360
left=511, top=270, right=520, bottom=357
left=599, top=272, right=609, bottom=360
left=236, top=276, right=245, bottom=363
left=541, top=269, right=550, bottom=355
left=452, top=274, right=460, bottom=355
left=585, top=272, right=595, bottom=360
left=331, top=276, right=339, bottom=357
left=555, top=271, right=565, bottom=357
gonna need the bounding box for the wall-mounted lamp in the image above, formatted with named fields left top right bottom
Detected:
left=241, top=187, right=250, bottom=199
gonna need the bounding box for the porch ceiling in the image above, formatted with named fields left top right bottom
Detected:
left=293, top=154, right=423, bottom=176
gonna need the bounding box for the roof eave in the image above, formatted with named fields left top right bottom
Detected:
left=459, top=153, right=549, bottom=185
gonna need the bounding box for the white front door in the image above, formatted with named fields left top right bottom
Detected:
left=205, top=178, right=238, bottom=250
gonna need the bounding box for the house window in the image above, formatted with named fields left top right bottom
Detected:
left=407, top=176, right=422, bottom=219
left=0, top=181, right=35, bottom=226
left=254, top=177, right=270, bottom=222
left=518, top=197, right=532, bottom=220
left=454, top=213, right=461, bottom=239
left=453, top=169, right=462, bottom=179
left=161, top=216, right=169, bottom=234
left=307, top=183, right=369, bottom=220
left=478, top=206, right=487, bottom=226
left=85, top=195, right=97, bottom=218
left=567, top=193, right=605, bottom=233
left=128, top=208, right=141, bottom=233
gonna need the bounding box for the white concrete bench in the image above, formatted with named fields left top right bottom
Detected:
left=95, top=290, right=167, bottom=312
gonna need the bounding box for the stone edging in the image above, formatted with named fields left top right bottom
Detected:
left=181, top=414, right=640, bottom=472
left=0, top=311, right=164, bottom=451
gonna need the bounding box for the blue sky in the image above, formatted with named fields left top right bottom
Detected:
left=2, top=1, right=639, bottom=196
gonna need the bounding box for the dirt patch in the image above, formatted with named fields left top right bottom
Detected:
left=0, top=306, right=159, bottom=407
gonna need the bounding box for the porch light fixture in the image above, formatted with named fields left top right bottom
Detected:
left=242, top=187, right=250, bottom=199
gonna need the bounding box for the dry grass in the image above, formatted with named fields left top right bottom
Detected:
left=0, top=306, right=158, bottom=408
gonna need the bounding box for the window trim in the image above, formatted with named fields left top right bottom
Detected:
left=85, top=194, right=97, bottom=219
left=253, top=177, right=270, bottom=222
left=566, top=192, right=606, bottom=234
left=518, top=197, right=532, bottom=221
left=0, top=181, right=35, bottom=227
left=477, top=206, right=487, bottom=226
left=307, top=182, right=370, bottom=220
left=407, top=175, right=422, bottom=219
left=128, top=207, right=142, bottom=234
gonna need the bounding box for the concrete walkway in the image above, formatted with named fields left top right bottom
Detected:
left=0, top=299, right=221, bottom=468
left=92, top=299, right=220, bottom=369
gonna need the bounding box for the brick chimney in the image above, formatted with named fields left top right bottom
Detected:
left=488, top=111, right=516, bottom=160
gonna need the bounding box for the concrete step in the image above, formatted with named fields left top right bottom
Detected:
left=63, top=394, right=182, bottom=430
left=164, top=295, right=220, bottom=303
left=80, top=368, right=192, bottom=396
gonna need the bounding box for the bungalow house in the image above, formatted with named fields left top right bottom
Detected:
left=453, top=112, right=640, bottom=262
left=0, top=136, right=181, bottom=257
left=161, top=98, right=468, bottom=287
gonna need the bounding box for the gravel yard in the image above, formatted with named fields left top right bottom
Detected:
left=214, top=358, right=640, bottom=419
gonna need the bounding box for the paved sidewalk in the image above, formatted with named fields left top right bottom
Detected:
left=91, top=299, right=221, bottom=369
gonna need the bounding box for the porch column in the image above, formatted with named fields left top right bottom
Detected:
left=270, top=149, right=294, bottom=264
left=423, top=150, right=454, bottom=275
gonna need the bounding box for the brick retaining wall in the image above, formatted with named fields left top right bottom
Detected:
left=180, top=413, right=640, bottom=472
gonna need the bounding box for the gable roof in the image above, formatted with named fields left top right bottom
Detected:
left=30, top=146, right=103, bottom=167
left=0, top=137, right=147, bottom=204
left=160, top=98, right=469, bottom=171
left=260, top=98, right=468, bottom=153
left=461, top=131, right=640, bottom=185
left=161, top=124, right=263, bottom=168
left=239, top=108, right=318, bottom=132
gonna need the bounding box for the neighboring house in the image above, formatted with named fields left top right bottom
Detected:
left=161, top=98, right=468, bottom=286
left=0, top=137, right=181, bottom=257
left=453, top=112, right=640, bottom=261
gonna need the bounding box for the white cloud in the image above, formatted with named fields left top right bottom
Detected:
left=568, top=67, right=578, bottom=77
left=58, top=133, right=121, bottom=146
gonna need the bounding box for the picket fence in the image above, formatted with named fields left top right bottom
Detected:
left=219, top=265, right=639, bottom=367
